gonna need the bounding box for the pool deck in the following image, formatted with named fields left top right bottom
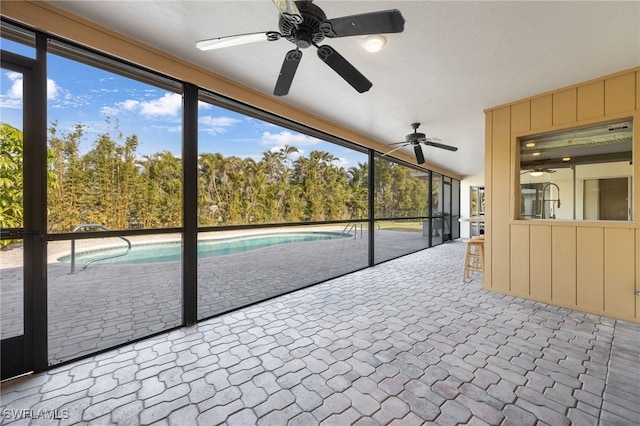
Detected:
left=1, top=227, right=432, bottom=363
left=1, top=240, right=638, bottom=425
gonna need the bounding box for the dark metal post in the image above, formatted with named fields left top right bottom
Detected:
left=427, top=171, right=433, bottom=247
left=182, top=83, right=198, bottom=325
left=27, top=32, right=49, bottom=373
left=368, top=151, right=375, bottom=266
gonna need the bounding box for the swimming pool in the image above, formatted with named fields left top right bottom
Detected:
left=57, top=232, right=349, bottom=266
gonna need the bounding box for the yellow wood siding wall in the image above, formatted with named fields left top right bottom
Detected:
left=485, top=67, right=640, bottom=322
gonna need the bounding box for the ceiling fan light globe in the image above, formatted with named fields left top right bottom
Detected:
left=529, top=171, right=544, bottom=177
left=361, top=35, right=386, bottom=52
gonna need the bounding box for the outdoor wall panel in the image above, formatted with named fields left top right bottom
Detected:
left=577, top=227, right=604, bottom=313
left=551, top=226, right=577, bottom=307
left=637, top=229, right=640, bottom=319
left=577, top=80, right=604, bottom=121
left=604, top=228, right=636, bottom=320
left=484, top=112, right=493, bottom=287
left=605, top=72, right=636, bottom=115
left=511, top=101, right=531, bottom=134
left=637, top=71, right=640, bottom=112
left=529, top=225, right=552, bottom=301
left=510, top=224, right=530, bottom=296
left=531, top=95, right=552, bottom=130
left=491, top=106, right=511, bottom=292
left=552, top=88, right=577, bottom=126
left=485, top=67, right=639, bottom=322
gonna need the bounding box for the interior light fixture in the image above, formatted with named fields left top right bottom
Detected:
left=361, top=35, right=387, bottom=53
left=562, top=157, right=571, bottom=161
left=525, top=142, right=536, bottom=148
left=529, top=171, right=544, bottom=177
left=532, top=152, right=541, bottom=156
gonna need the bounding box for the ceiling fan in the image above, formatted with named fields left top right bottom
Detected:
left=521, top=168, right=557, bottom=176
left=195, top=0, right=405, bottom=96
left=383, top=123, right=458, bottom=164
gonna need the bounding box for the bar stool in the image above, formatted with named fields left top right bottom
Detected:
left=462, top=238, right=484, bottom=281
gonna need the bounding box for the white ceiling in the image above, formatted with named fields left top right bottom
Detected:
left=47, top=1, right=640, bottom=178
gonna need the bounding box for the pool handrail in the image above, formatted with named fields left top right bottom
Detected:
left=70, top=224, right=132, bottom=273
left=341, top=222, right=363, bottom=239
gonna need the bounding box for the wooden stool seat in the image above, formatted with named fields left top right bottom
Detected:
left=462, top=239, right=484, bottom=281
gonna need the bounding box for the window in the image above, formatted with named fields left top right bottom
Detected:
left=46, top=42, right=183, bottom=232
left=44, top=41, right=183, bottom=365
left=519, top=120, right=633, bottom=221
left=197, top=91, right=368, bottom=227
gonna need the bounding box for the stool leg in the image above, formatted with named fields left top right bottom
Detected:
left=462, top=245, right=471, bottom=281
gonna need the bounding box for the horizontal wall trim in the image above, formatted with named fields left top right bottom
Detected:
left=484, top=66, right=640, bottom=114
left=511, top=220, right=639, bottom=230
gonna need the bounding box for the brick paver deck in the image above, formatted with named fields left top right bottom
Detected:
left=1, top=241, right=639, bottom=425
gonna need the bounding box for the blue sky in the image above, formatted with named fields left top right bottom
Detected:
left=0, top=38, right=366, bottom=169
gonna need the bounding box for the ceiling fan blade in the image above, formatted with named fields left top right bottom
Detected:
left=272, top=0, right=303, bottom=26
left=414, top=144, right=425, bottom=164
left=274, top=49, right=302, bottom=96
left=423, top=141, right=458, bottom=152
left=196, top=32, right=281, bottom=51
left=380, top=144, right=409, bottom=157
left=388, top=141, right=411, bottom=146
left=320, top=9, right=405, bottom=38
left=316, top=45, right=372, bottom=93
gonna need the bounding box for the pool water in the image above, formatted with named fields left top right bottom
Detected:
left=58, top=232, right=348, bottom=266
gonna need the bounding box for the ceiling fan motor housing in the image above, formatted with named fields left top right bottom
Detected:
left=407, top=132, right=426, bottom=143
left=279, top=1, right=327, bottom=48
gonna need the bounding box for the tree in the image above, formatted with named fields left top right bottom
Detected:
left=346, top=162, right=368, bottom=219
left=0, top=123, right=24, bottom=247
left=41, top=119, right=429, bottom=232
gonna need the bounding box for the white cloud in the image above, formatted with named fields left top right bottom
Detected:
left=0, top=72, right=22, bottom=108
left=101, top=92, right=182, bottom=118
left=261, top=131, right=320, bottom=148
left=7, top=72, right=22, bottom=99
left=138, top=93, right=182, bottom=117
left=120, top=99, right=141, bottom=111
left=199, top=115, right=241, bottom=135
left=1, top=72, right=63, bottom=108
left=47, top=78, right=61, bottom=100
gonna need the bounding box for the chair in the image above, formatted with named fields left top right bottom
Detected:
left=462, top=238, right=484, bottom=281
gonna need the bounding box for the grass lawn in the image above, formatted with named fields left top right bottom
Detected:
left=376, top=221, right=423, bottom=232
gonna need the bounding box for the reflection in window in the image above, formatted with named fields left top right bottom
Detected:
left=519, top=120, right=633, bottom=221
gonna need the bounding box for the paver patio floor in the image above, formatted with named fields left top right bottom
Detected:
left=1, top=240, right=639, bottom=425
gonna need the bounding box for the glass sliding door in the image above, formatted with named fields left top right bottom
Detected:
left=1, top=50, right=46, bottom=379
left=0, top=60, right=28, bottom=378
left=373, top=156, right=430, bottom=263
left=451, top=179, right=460, bottom=239
left=430, top=173, right=444, bottom=246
